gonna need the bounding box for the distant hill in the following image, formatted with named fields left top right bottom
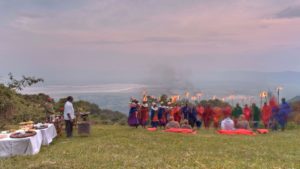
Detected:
left=289, top=96, right=300, bottom=103
left=288, top=96, right=300, bottom=124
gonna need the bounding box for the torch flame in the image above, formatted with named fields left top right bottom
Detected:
left=143, top=95, right=148, bottom=102
left=171, top=95, right=180, bottom=103
left=260, top=91, right=268, bottom=98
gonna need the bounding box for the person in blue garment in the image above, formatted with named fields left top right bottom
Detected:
left=150, top=103, right=159, bottom=128
left=277, top=98, right=292, bottom=131
left=127, top=98, right=140, bottom=128
left=188, top=105, right=197, bottom=128
left=158, top=104, right=167, bottom=128
left=181, top=103, right=190, bottom=120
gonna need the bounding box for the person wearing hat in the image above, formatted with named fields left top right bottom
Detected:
left=44, top=97, right=55, bottom=123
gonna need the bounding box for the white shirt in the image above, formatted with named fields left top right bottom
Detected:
left=221, top=117, right=235, bottom=130
left=64, top=101, right=75, bottom=120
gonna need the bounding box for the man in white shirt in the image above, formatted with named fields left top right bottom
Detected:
left=64, top=96, right=75, bottom=138
left=221, top=113, right=235, bottom=131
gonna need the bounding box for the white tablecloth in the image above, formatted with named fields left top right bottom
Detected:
left=0, top=130, right=42, bottom=158
left=39, top=124, right=57, bottom=145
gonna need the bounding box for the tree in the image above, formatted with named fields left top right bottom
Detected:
left=7, top=73, right=44, bottom=91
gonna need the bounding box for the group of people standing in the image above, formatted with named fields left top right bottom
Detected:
left=128, top=97, right=292, bottom=131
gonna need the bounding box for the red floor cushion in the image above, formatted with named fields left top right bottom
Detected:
left=147, top=128, right=157, bottom=131
left=164, top=128, right=197, bottom=134
left=218, top=129, right=255, bottom=136
left=257, top=129, right=269, bottom=134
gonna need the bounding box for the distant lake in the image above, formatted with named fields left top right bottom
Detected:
left=21, top=82, right=299, bottom=114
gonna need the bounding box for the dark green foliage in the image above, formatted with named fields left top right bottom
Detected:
left=0, top=84, right=46, bottom=128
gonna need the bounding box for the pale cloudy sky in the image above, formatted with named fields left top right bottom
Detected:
left=1, top=0, right=300, bottom=84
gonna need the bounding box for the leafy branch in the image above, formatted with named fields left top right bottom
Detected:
left=7, top=72, right=44, bottom=91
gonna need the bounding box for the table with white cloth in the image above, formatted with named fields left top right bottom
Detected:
left=38, top=124, right=57, bottom=145
left=0, top=130, right=43, bottom=158
left=0, top=124, right=57, bottom=158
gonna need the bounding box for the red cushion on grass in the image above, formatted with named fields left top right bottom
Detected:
left=217, top=130, right=236, bottom=135
left=218, top=129, right=255, bottom=136
left=257, top=129, right=269, bottom=134
left=164, top=128, right=196, bottom=134
left=234, top=129, right=255, bottom=135
left=147, top=128, right=157, bottom=131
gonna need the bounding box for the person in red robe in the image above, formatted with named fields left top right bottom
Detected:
left=213, top=107, right=222, bottom=129
left=139, top=101, right=149, bottom=128
left=202, top=104, right=214, bottom=129
left=223, top=106, right=232, bottom=117
left=173, top=104, right=182, bottom=123
left=243, top=104, right=251, bottom=122
left=261, top=102, right=272, bottom=129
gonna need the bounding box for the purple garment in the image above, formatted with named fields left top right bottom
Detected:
left=128, top=105, right=139, bottom=126
left=277, top=102, right=291, bottom=126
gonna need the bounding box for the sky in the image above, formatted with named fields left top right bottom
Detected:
left=1, top=0, right=300, bottom=84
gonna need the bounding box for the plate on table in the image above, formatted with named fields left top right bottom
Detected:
left=10, top=130, right=37, bottom=138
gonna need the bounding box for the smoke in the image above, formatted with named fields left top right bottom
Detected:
left=141, top=64, right=199, bottom=96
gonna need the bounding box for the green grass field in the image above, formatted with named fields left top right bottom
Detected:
left=1, top=125, right=299, bottom=169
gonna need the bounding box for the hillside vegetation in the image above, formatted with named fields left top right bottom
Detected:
left=0, top=84, right=127, bottom=129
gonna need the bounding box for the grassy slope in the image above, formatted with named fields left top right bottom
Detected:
left=1, top=125, right=299, bottom=169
